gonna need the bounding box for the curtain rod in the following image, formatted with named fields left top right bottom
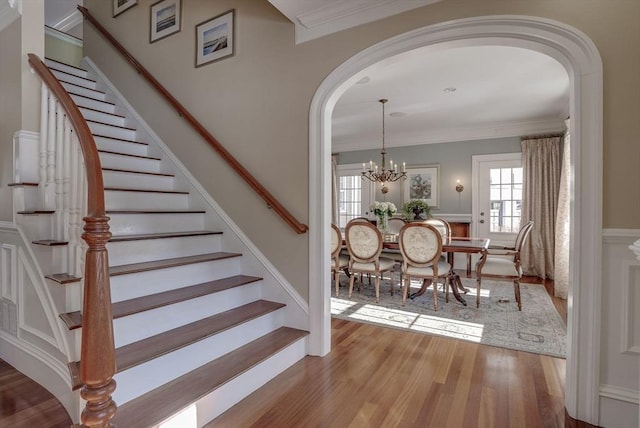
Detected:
left=520, top=132, right=566, bottom=141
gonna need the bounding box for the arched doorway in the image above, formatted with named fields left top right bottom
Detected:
left=308, top=15, right=602, bottom=424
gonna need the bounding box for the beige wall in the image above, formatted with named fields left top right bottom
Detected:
left=0, top=20, right=22, bottom=221
left=82, top=0, right=640, bottom=298
left=45, top=32, right=83, bottom=67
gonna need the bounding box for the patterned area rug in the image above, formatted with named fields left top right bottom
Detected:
left=331, top=276, right=566, bottom=358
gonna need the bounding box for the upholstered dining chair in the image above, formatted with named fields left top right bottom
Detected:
left=345, top=221, right=395, bottom=303
left=398, top=223, right=452, bottom=310
left=387, top=217, right=407, bottom=236
left=475, top=221, right=534, bottom=310
left=331, top=223, right=349, bottom=297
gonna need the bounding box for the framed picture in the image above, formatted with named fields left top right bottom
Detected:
left=404, top=165, right=440, bottom=208
left=195, top=10, right=235, bottom=67
left=113, top=0, right=137, bottom=17
left=150, top=0, right=182, bottom=43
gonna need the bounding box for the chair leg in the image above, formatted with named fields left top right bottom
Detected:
left=476, top=277, right=482, bottom=308
left=402, top=275, right=408, bottom=305
left=445, top=275, right=450, bottom=303
left=348, top=272, right=355, bottom=299
left=514, top=279, right=522, bottom=311
left=374, top=274, right=380, bottom=303
left=389, top=271, right=394, bottom=296
left=334, top=270, right=340, bottom=297
left=432, top=278, right=438, bottom=311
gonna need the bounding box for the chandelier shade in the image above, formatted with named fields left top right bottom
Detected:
left=361, top=99, right=406, bottom=188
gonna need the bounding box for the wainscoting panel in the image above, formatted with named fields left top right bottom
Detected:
left=600, top=229, right=640, bottom=428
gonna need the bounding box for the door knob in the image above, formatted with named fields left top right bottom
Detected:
left=479, top=219, right=485, bottom=224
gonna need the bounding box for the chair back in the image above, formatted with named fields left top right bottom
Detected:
left=387, top=217, right=407, bottom=235
left=330, top=223, right=342, bottom=259
left=423, top=218, right=451, bottom=242
left=515, top=221, right=534, bottom=251
left=398, top=223, right=442, bottom=268
left=345, top=221, right=383, bottom=263
left=348, top=217, right=370, bottom=224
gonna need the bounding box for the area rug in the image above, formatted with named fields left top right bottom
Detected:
left=331, top=277, right=566, bottom=358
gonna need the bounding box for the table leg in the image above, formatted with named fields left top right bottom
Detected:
left=409, top=279, right=432, bottom=299
left=448, top=273, right=467, bottom=306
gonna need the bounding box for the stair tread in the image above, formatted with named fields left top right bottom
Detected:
left=8, top=182, right=38, bottom=187
left=98, top=149, right=161, bottom=160
left=87, top=119, right=135, bottom=131
left=102, top=167, right=174, bottom=177
left=48, top=67, right=97, bottom=84
left=33, top=240, right=68, bottom=246
left=69, top=92, right=116, bottom=107
left=70, top=297, right=276, bottom=388
left=94, top=134, right=148, bottom=145
left=108, top=252, right=240, bottom=276
left=105, top=187, right=189, bottom=194
left=79, top=105, right=125, bottom=118
left=45, top=57, right=87, bottom=72
left=112, top=327, right=308, bottom=428
left=60, top=271, right=253, bottom=330
left=106, top=209, right=206, bottom=214
left=60, top=80, right=106, bottom=95
left=46, top=273, right=81, bottom=284
left=17, top=210, right=55, bottom=214
left=109, top=230, right=220, bottom=242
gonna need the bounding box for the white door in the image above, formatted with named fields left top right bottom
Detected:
left=336, top=164, right=374, bottom=229
left=472, top=153, right=523, bottom=247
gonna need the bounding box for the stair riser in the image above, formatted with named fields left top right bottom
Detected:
left=112, top=281, right=264, bottom=348
left=107, top=212, right=205, bottom=235
left=49, top=70, right=97, bottom=90
left=113, top=309, right=284, bottom=405
left=60, top=82, right=107, bottom=101
left=102, top=171, right=175, bottom=191
left=105, top=191, right=189, bottom=211
left=70, top=94, right=116, bottom=114
left=88, top=122, right=136, bottom=141
left=80, top=108, right=126, bottom=127
left=31, top=244, right=68, bottom=276
left=45, top=61, right=89, bottom=79
left=110, top=257, right=242, bottom=302
left=99, top=152, right=161, bottom=174
left=95, top=137, right=148, bottom=157
left=164, top=337, right=308, bottom=427
left=107, top=234, right=221, bottom=266
left=14, top=187, right=39, bottom=212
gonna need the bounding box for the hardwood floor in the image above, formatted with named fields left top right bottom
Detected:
left=0, top=359, right=72, bottom=428
left=1, top=275, right=567, bottom=427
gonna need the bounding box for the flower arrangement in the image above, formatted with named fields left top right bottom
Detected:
left=402, top=199, right=431, bottom=220
left=371, top=201, right=397, bottom=217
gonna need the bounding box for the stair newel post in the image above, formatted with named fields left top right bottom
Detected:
left=80, top=215, right=117, bottom=428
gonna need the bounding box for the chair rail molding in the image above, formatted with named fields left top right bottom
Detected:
left=309, top=14, right=603, bottom=426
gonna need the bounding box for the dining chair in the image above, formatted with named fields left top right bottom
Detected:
left=331, top=223, right=350, bottom=297
left=475, top=221, right=534, bottom=310
left=387, top=217, right=407, bottom=236
left=345, top=220, right=395, bottom=303
left=398, top=223, right=452, bottom=310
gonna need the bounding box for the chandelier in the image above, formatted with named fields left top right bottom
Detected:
left=361, top=99, right=406, bottom=192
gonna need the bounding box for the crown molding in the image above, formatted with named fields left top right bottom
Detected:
left=0, top=0, right=21, bottom=32
left=269, top=0, right=441, bottom=44
left=51, top=8, right=82, bottom=33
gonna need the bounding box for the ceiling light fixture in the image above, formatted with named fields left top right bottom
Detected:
left=361, top=99, right=406, bottom=193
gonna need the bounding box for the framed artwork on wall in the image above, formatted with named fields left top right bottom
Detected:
left=113, top=0, right=137, bottom=17
left=195, top=9, right=235, bottom=67
left=150, top=0, right=182, bottom=43
left=404, top=165, right=440, bottom=208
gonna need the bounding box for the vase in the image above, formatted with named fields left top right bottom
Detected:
left=378, top=213, right=388, bottom=235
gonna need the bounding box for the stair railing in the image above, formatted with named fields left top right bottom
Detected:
left=28, top=53, right=117, bottom=428
left=78, top=6, right=309, bottom=235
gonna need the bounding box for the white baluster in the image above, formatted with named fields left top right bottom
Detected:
left=55, top=103, right=64, bottom=241
left=39, top=84, right=48, bottom=209
left=69, top=133, right=81, bottom=276
left=45, top=94, right=56, bottom=210
left=63, top=118, right=72, bottom=271
left=78, top=159, right=88, bottom=278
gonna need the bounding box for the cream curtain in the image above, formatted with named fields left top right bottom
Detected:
left=331, top=154, right=338, bottom=225
left=554, top=121, right=571, bottom=298
left=521, top=135, right=562, bottom=279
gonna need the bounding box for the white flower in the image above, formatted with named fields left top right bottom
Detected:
left=371, top=201, right=397, bottom=217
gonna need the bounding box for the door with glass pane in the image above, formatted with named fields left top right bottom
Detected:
left=472, top=153, right=523, bottom=246
left=336, top=164, right=373, bottom=229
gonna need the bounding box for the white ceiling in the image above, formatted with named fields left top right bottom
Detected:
left=4, top=0, right=569, bottom=154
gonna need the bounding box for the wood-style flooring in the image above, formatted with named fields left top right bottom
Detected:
left=1, top=277, right=567, bottom=428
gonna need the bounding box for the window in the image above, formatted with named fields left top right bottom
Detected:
left=336, top=164, right=373, bottom=229
left=489, top=167, right=522, bottom=233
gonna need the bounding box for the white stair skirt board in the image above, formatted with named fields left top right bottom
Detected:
left=107, top=234, right=222, bottom=266
left=107, top=212, right=205, bottom=235
left=109, top=257, right=243, bottom=302
left=113, top=309, right=284, bottom=405
left=186, top=337, right=307, bottom=427
left=102, top=170, right=176, bottom=191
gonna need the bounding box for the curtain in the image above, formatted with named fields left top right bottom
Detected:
left=521, top=135, right=562, bottom=279
left=331, top=154, right=338, bottom=225
left=554, top=121, right=571, bottom=298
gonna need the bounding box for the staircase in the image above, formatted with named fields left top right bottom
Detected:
left=15, top=57, right=308, bottom=427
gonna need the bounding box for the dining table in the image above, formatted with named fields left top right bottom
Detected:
left=382, top=236, right=490, bottom=306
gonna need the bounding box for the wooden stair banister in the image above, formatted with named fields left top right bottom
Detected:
left=27, top=53, right=117, bottom=427
left=77, top=5, right=309, bottom=235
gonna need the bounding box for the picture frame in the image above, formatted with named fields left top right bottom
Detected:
left=195, top=10, right=235, bottom=67
left=113, top=0, right=137, bottom=17
left=403, top=164, right=440, bottom=208
left=150, top=0, right=182, bottom=43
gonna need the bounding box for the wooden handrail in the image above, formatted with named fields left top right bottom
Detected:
left=78, top=6, right=309, bottom=235
left=28, top=53, right=117, bottom=427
